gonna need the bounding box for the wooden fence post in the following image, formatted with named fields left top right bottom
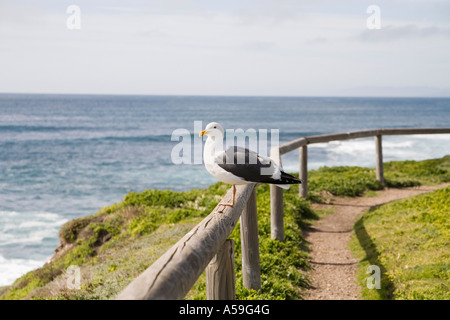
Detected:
left=240, top=188, right=261, bottom=291
left=375, top=135, right=385, bottom=184
left=270, top=147, right=284, bottom=241
left=299, top=145, right=308, bottom=199
left=206, top=239, right=235, bottom=300
left=270, top=185, right=284, bottom=241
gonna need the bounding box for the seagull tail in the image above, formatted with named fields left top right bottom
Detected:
left=272, top=172, right=301, bottom=189
left=280, top=172, right=302, bottom=184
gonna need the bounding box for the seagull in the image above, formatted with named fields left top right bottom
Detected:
left=199, top=122, right=301, bottom=210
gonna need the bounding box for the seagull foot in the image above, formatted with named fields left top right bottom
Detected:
left=217, top=202, right=234, bottom=213
left=216, top=185, right=236, bottom=213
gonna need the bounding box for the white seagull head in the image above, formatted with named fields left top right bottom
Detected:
left=199, top=122, right=224, bottom=139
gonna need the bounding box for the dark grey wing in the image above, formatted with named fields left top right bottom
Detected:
left=217, top=146, right=278, bottom=183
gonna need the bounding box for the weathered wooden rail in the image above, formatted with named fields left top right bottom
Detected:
left=116, top=127, right=450, bottom=300
left=270, top=127, right=450, bottom=239
left=116, top=183, right=259, bottom=299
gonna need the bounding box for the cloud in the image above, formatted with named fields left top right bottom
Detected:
left=240, top=41, right=277, bottom=51
left=306, top=37, right=329, bottom=45
left=357, top=24, right=450, bottom=42
left=0, top=1, right=43, bottom=26
left=1, top=1, right=449, bottom=96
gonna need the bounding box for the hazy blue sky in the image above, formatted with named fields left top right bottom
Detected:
left=1, top=0, right=450, bottom=96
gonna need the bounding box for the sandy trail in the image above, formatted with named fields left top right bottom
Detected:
left=303, top=183, right=450, bottom=300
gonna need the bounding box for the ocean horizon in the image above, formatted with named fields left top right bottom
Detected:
left=1, top=93, right=449, bottom=286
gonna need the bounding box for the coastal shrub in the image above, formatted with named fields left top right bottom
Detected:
left=60, top=217, right=91, bottom=243
left=66, top=241, right=96, bottom=266
left=166, top=208, right=200, bottom=223
left=308, top=166, right=384, bottom=197
left=128, top=209, right=162, bottom=236
left=123, top=189, right=198, bottom=208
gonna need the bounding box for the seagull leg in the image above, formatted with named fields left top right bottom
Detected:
left=231, top=184, right=236, bottom=206
left=217, top=185, right=236, bottom=212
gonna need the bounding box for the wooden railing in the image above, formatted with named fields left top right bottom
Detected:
left=270, top=127, right=450, bottom=239
left=116, top=183, right=260, bottom=299
left=116, top=127, right=450, bottom=300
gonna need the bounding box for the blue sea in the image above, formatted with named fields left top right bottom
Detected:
left=1, top=94, right=449, bottom=286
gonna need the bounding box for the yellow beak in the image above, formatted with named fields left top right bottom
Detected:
left=199, top=130, right=206, bottom=137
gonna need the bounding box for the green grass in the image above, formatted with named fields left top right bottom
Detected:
left=308, top=166, right=384, bottom=197
left=384, top=156, right=450, bottom=187
left=350, top=187, right=450, bottom=300
left=1, top=155, right=449, bottom=300
left=307, top=155, right=450, bottom=197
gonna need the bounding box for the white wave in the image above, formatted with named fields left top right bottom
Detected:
left=35, top=212, right=62, bottom=220
left=0, top=210, right=63, bottom=286
left=325, top=139, right=375, bottom=154
left=383, top=135, right=450, bottom=162
left=0, top=254, right=46, bottom=286
left=383, top=140, right=415, bottom=148
left=409, top=134, right=450, bottom=141
left=17, top=218, right=67, bottom=230
left=280, top=135, right=450, bottom=172
left=0, top=211, right=19, bottom=217
left=0, top=223, right=19, bottom=233
left=0, top=211, right=67, bottom=246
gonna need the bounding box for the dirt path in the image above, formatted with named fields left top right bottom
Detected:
left=303, top=183, right=450, bottom=300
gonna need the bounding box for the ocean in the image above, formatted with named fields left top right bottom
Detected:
left=1, top=94, right=449, bottom=286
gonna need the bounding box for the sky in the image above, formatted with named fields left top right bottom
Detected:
left=1, top=0, right=450, bottom=97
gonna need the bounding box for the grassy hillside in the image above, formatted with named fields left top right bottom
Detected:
left=350, top=186, right=450, bottom=300
left=0, top=183, right=230, bottom=300
left=1, top=155, right=449, bottom=300
left=1, top=182, right=313, bottom=300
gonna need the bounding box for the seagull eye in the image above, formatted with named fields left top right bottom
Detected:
left=213, top=126, right=216, bottom=128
